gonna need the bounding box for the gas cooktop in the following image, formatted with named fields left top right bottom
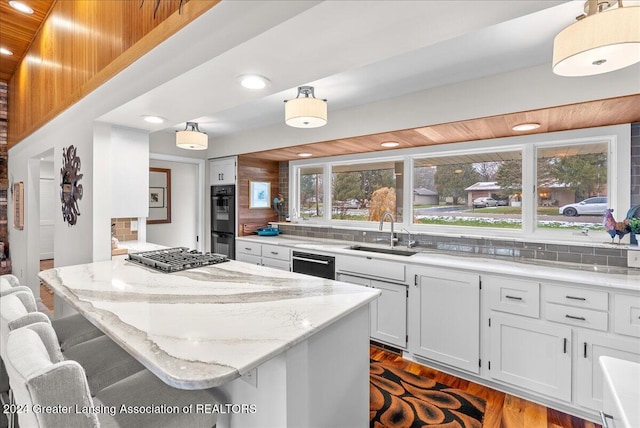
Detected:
left=127, top=247, right=228, bottom=273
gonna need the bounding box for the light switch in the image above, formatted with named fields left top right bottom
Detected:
left=131, top=220, right=138, bottom=232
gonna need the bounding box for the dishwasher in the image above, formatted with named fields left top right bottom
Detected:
left=292, top=251, right=336, bottom=280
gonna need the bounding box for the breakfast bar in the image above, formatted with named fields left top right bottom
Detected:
left=38, top=255, right=380, bottom=428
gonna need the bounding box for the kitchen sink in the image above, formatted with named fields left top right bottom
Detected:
left=347, top=245, right=418, bottom=256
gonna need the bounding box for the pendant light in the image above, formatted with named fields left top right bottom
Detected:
left=284, top=86, right=327, bottom=128
left=552, top=0, right=640, bottom=76
left=176, top=122, right=207, bottom=150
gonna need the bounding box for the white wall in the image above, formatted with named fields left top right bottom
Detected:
left=111, top=126, right=150, bottom=218
left=9, top=122, right=96, bottom=292
left=147, top=159, right=198, bottom=249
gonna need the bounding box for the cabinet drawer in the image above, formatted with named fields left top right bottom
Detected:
left=336, top=273, right=371, bottom=287
left=336, top=255, right=405, bottom=282
left=261, top=244, right=290, bottom=261
left=545, top=302, right=608, bottom=331
left=614, top=294, right=640, bottom=338
left=545, top=284, right=608, bottom=311
left=236, top=253, right=261, bottom=265
left=237, top=241, right=261, bottom=256
left=261, top=258, right=290, bottom=271
left=487, top=277, right=540, bottom=318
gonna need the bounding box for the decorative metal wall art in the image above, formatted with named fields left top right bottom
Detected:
left=60, top=145, right=83, bottom=226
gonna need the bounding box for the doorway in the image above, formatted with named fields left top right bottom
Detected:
left=147, top=153, right=205, bottom=251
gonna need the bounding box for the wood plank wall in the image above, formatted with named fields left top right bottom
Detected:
left=237, top=155, right=279, bottom=236
left=7, top=0, right=219, bottom=147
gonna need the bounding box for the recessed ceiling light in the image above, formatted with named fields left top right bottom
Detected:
left=512, top=123, right=541, bottom=132
left=142, top=115, right=166, bottom=124
left=237, top=74, right=271, bottom=90
left=298, top=153, right=313, bottom=158
left=9, top=1, right=34, bottom=14
left=0, top=47, right=13, bottom=56
left=380, top=141, right=399, bottom=148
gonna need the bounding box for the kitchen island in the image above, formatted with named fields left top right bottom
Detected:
left=38, top=256, right=380, bottom=428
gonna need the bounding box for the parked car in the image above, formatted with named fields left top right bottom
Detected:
left=473, top=197, right=498, bottom=208
left=559, top=197, right=607, bottom=216
left=496, top=198, right=509, bottom=206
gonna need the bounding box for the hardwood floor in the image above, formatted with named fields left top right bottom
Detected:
left=39, top=259, right=54, bottom=313
left=370, top=346, right=601, bottom=428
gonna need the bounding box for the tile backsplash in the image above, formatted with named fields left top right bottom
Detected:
left=276, top=224, right=630, bottom=268
left=111, top=218, right=138, bottom=243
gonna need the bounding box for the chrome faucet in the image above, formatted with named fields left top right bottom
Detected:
left=379, top=212, right=398, bottom=248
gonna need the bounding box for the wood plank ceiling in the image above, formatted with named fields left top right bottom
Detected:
left=247, top=94, right=640, bottom=162
left=0, top=0, right=55, bottom=83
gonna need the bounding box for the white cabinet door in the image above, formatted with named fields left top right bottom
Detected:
left=575, top=330, right=640, bottom=410
left=411, top=267, right=480, bottom=373
left=370, top=279, right=407, bottom=349
left=489, top=313, right=572, bottom=401
left=210, top=157, right=236, bottom=185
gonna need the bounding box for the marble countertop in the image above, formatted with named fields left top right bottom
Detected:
left=600, top=356, right=640, bottom=428
left=38, top=257, right=380, bottom=390
left=237, top=236, right=640, bottom=291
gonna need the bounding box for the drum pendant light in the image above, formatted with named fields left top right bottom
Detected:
left=284, top=86, right=327, bottom=128
left=552, top=0, right=640, bottom=76
left=176, top=122, right=207, bottom=150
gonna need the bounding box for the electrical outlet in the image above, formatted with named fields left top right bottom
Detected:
left=131, top=220, right=138, bottom=232
left=628, top=248, right=640, bottom=269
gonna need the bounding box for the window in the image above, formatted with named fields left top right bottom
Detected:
left=412, top=151, right=522, bottom=228
left=290, top=126, right=627, bottom=243
left=299, top=166, right=324, bottom=219
left=331, top=161, right=403, bottom=222
left=536, top=142, right=608, bottom=232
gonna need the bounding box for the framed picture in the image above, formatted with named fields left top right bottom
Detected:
left=249, top=181, right=270, bottom=209
left=149, top=187, right=165, bottom=208
left=148, top=167, right=171, bottom=224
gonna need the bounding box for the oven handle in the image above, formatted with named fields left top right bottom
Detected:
left=292, top=256, right=331, bottom=265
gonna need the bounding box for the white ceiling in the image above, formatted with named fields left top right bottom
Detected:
left=97, top=0, right=632, bottom=139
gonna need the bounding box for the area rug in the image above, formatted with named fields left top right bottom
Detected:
left=370, top=360, right=486, bottom=428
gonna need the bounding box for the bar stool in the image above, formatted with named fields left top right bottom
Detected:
left=0, top=292, right=145, bottom=396
left=5, top=323, right=217, bottom=428
left=0, top=275, right=104, bottom=351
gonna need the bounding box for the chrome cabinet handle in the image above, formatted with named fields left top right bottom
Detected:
left=292, top=256, right=330, bottom=265
left=505, top=295, right=522, bottom=301
left=270, top=251, right=279, bottom=255
left=563, top=338, right=567, bottom=354
left=566, top=295, right=586, bottom=301
left=566, top=314, right=586, bottom=321
left=600, top=411, right=613, bottom=428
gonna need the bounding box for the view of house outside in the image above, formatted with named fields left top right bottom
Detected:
left=297, top=142, right=610, bottom=232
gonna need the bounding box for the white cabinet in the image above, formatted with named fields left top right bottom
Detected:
left=410, top=266, right=480, bottom=374
left=575, top=330, right=640, bottom=410
left=209, top=157, right=236, bottom=185
left=337, top=272, right=407, bottom=349
left=261, top=244, right=290, bottom=271
left=489, top=313, right=572, bottom=401
left=236, top=240, right=290, bottom=271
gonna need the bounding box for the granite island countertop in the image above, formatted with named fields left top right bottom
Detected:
left=38, top=257, right=380, bottom=390
left=237, top=235, right=640, bottom=291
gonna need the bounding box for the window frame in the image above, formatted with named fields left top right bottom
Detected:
left=289, top=125, right=630, bottom=244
